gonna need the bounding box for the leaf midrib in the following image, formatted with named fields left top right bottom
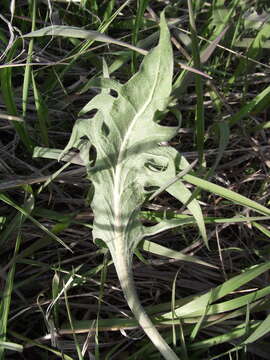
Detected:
left=112, top=53, right=162, bottom=251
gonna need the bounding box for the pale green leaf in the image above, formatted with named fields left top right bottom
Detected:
left=57, top=13, right=181, bottom=360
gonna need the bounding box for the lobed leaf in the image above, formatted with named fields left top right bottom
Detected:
left=58, top=13, right=188, bottom=360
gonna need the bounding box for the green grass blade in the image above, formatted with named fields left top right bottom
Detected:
left=172, top=26, right=228, bottom=96
left=95, top=253, right=109, bottom=360
left=22, top=0, right=36, bottom=118
left=0, top=341, right=23, bottom=353
left=132, top=0, right=149, bottom=47
left=140, top=240, right=215, bottom=268
left=230, top=19, right=270, bottom=83
left=64, top=284, right=84, bottom=360
left=0, top=190, right=34, bottom=359
left=103, top=0, right=116, bottom=21
left=171, top=269, right=179, bottom=347
left=210, top=121, right=230, bottom=174
left=0, top=193, right=72, bottom=252
left=9, top=331, right=75, bottom=360
left=0, top=44, right=33, bottom=152
left=23, top=26, right=146, bottom=55
left=189, top=322, right=259, bottom=351
left=0, top=233, right=22, bottom=360
left=131, top=0, right=149, bottom=71
left=190, top=289, right=212, bottom=341
left=229, top=84, right=270, bottom=126
left=252, top=222, right=270, bottom=240
left=187, top=0, right=204, bottom=166
left=198, top=285, right=270, bottom=318
left=31, top=71, right=49, bottom=146
left=182, top=171, right=270, bottom=216
left=209, top=0, right=238, bottom=41
left=171, top=271, right=188, bottom=360
left=0, top=211, right=23, bottom=248
left=162, top=261, right=270, bottom=319
left=51, top=271, right=60, bottom=330
left=244, top=313, right=270, bottom=344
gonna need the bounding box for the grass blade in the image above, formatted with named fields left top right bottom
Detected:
left=140, top=240, right=216, bottom=268
left=162, top=261, right=270, bottom=319
left=187, top=0, right=204, bottom=166
left=22, top=0, right=36, bottom=118
left=0, top=44, right=33, bottom=152
left=31, top=72, right=49, bottom=146
left=23, top=25, right=147, bottom=55
left=244, top=313, right=270, bottom=344
left=0, top=190, right=34, bottom=359
left=0, top=193, right=72, bottom=252
left=182, top=170, right=270, bottom=216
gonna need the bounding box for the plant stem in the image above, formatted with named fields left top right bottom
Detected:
left=113, top=253, right=180, bottom=360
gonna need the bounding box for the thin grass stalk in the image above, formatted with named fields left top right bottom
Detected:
left=22, top=0, right=36, bottom=117
left=0, top=44, right=33, bottom=152
left=187, top=0, right=204, bottom=167
left=0, top=226, right=22, bottom=359
left=64, top=283, right=84, bottom=360
left=131, top=0, right=149, bottom=72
